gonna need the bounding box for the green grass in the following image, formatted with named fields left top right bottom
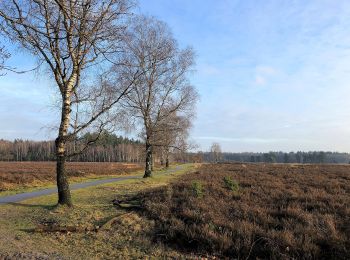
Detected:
left=0, top=164, right=198, bottom=259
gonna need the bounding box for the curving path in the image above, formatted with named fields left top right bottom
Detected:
left=0, top=165, right=184, bottom=204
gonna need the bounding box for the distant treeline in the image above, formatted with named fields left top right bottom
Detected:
left=2, top=135, right=350, bottom=165
left=0, top=132, right=144, bottom=163
left=196, top=151, right=350, bottom=164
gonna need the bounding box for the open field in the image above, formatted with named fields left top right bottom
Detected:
left=140, top=163, right=350, bottom=259
left=0, top=163, right=349, bottom=259
left=0, top=162, right=143, bottom=192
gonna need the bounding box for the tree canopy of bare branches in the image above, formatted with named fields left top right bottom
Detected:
left=154, top=113, right=192, bottom=168
left=210, top=142, right=222, bottom=163
left=0, top=0, right=135, bottom=206
left=0, top=45, right=10, bottom=75
left=117, top=16, right=198, bottom=177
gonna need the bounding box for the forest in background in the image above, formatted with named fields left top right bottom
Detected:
left=0, top=132, right=143, bottom=163
left=1, top=133, right=350, bottom=164
left=197, top=151, right=350, bottom=164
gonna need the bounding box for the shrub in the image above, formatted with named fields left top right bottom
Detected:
left=141, top=163, right=350, bottom=259
left=223, top=176, right=239, bottom=192
left=191, top=181, right=204, bottom=198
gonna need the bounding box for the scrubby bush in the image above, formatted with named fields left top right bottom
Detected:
left=191, top=181, right=204, bottom=198
left=223, top=176, right=239, bottom=192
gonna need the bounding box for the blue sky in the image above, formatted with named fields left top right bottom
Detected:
left=1, top=0, right=350, bottom=152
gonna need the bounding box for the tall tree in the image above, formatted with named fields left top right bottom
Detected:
left=0, top=0, right=135, bottom=206
left=118, top=16, right=198, bottom=177
left=210, top=142, right=222, bottom=163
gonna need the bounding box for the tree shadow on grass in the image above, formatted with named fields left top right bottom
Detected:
left=7, top=202, right=57, bottom=210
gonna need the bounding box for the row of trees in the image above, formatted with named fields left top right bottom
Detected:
left=201, top=146, right=350, bottom=164
left=4, top=137, right=349, bottom=165
left=0, top=1, right=198, bottom=206
left=0, top=133, right=143, bottom=162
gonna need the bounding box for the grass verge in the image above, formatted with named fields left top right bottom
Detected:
left=0, top=164, right=198, bottom=259
left=0, top=162, right=143, bottom=194
left=0, top=171, right=144, bottom=197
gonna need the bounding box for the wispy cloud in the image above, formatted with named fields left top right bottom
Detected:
left=254, top=75, right=266, bottom=85
left=3, top=0, right=350, bottom=152
left=196, top=136, right=289, bottom=143
left=197, top=63, right=221, bottom=76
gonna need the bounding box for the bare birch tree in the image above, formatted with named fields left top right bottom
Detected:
left=154, top=113, right=192, bottom=168
left=0, top=0, right=135, bottom=206
left=210, top=142, right=222, bottom=163
left=118, top=16, right=198, bottom=177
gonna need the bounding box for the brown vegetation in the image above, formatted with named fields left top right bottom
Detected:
left=0, top=162, right=142, bottom=191
left=140, top=163, right=350, bottom=259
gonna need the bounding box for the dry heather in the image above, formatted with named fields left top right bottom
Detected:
left=141, top=163, right=350, bottom=259
left=0, top=162, right=142, bottom=191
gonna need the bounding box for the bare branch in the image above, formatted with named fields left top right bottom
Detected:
left=0, top=0, right=136, bottom=206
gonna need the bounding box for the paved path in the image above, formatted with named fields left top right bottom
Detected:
left=0, top=165, right=184, bottom=204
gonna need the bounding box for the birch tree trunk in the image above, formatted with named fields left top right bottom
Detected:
left=55, top=80, right=75, bottom=206
left=151, top=154, right=154, bottom=171
left=165, top=152, right=170, bottom=168
left=144, top=137, right=153, bottom=178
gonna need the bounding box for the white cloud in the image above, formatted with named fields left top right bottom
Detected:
left=256, top=66, right=276, bottom=75
left=197, top=63, right=220, bottom=76
left=254, top=75, right=266, bottom=85
left=254, top=65, right=276, bottom=85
